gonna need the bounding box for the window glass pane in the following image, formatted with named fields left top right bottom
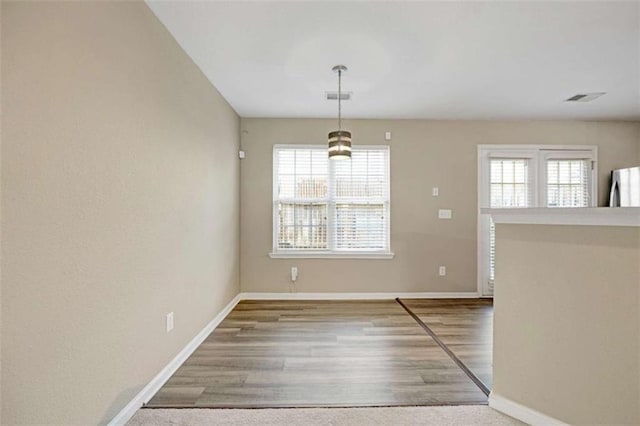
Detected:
left=334, top=150, right=387, bottom=199
left=278, top=175, right=295, bottom=198
left=490, top=161, right=502, bottom=183
left=514, top=184, right=527, bottom=206
left=295, top=176, right=327, bottom=198
left=277, top=148, right=327, bottom=199
left=311, top=150, right=328, bottom=176
left=489, top=159, right=529, bottom=208
left=335, top=204, right=385, bottom=250
left=547, top=186, right=559, bottom=207
left=548, top=162, right=558, bottom=184
left=277, top=203, right=327, bottom=249
left=488, top=157, right=531, bottom=287
left=503, top=161, right=514, bottom=183
left=502, top=184, right=515, bottom=206
left=274, top=146, right=390, bottom=252
left=546, top=159, right=589, bottom=208
left=490, top=184, right=503, bottom=207
left=514, top=164, right=527, bottom=183
left=278, top=150, right=295, bottom=175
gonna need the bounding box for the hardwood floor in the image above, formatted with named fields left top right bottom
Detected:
left=399, top=298, right=493, bottom=390
left=146, top=299, right=492, bottom=408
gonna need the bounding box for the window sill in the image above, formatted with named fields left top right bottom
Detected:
left=269, top=251, right=395, bottom=260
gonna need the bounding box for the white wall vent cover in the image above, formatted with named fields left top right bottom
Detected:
left=325, top=91, right=353, bottom=101
left=565, top=92, right=606, bottom=102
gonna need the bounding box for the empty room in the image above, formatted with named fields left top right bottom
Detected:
left=1, top=1, right=639, bottom=425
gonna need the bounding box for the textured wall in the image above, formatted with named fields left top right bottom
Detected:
left=240, top=118, right=639, bottom=293
left=493, top=224, right=640, bottom=424
left=638, top=126, right=640, bottom=163
left=1, top=2, right=240, bottom=424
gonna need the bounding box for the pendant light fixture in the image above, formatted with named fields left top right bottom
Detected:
left=328, top=65, right=351, bottom=160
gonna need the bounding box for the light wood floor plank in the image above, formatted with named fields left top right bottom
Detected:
left=399, top=298, right=493, bottom=390
left=146, top=299, right=491, bottom=408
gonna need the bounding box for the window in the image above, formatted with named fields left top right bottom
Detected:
left=490, top=158, right=531, bottom=209
left=478, top=145, right=597, bottom=296
left=488, top=158, right=533, bottom=283
left=271, top=145, right=392, bottom=259
left=545, top=159, right=591, bottom=208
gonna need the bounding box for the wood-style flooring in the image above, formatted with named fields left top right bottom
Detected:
left=146, top=299, right=493, bottom=408
left=400, top=298, right=493, bottom=390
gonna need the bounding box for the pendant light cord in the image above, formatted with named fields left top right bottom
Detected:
left=338, top=69, right=342, bottom=133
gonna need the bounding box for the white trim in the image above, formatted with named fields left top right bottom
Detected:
left=272, top=145, right=392, bottom=255
left=489, top=392, right=569, bottom=426
left=240, top=292, right=479, bottom=300
left=107, top=294, right=242, bottom=426
left=476, top=144, right=598, bottom=297
left=109, top=290, right=481, bottom=424
left=539, top=148, right=598, bottom=208
left=482, top=206, right=640, bottom=227
left=273, top=144, right=386, bottom=150
left=479, top=144, right=597, bottom=152
left=269, top=251, right=395, bottom=259
left=477, top=147, right=485, bottom=298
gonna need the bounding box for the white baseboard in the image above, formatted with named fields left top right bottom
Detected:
left=489, top=392, right=568, bottom=426
left=108, top=293, right=242, bottom=426
left=109, top=290, right=480, bottom=424
left=240, top=292, right=479, bottom=300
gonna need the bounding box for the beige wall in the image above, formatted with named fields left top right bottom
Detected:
left=0, top=3, right=3, bottom=422
left=240, top=118, right=640, bottom=293
left=1, top=2, right=240, bottom=424
left=493, top=224, right=640, bottom=424
left=637, top=124, right=640, bottom=162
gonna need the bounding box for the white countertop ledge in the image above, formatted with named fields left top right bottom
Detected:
left=481, top=207, right=640, bottom=227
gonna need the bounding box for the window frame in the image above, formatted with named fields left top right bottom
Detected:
left=270, top=144, right=393, bottom=259
left=477, top=145, right=598, bottom=297
left=540, top=150, right=597, bottom=208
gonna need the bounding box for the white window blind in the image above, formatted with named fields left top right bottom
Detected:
left=489, top=159, right=531, bottom=208
left=546, top=159, right=590, bottom=207
left=333, top=150, right=388, bottom=250
left=478, top=145, right=597, bottom=298
left=275, top=149, right=328, bottom=250
left=488, top=158, right=532, bottom=284
left=273, top=145, right=391, bottom=256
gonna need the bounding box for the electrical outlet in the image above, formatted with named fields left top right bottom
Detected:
left=291, top=266, right=298, bottom=282
left=166, top=312, right=174, bottom=333
left=439, top=266, right=446, bottom=276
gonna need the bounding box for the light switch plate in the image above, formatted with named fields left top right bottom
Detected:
left=384, top=131, right=392, bottom=141
left=438, top=209, right=452, bottom=219
left=432, top=187, right=439, bottom=197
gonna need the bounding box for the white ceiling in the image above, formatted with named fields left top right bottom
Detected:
left=147, top=1, right=640, bottom=121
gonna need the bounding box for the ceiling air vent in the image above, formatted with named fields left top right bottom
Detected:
left=325, top=91, right=352, bottom=101
left=565, top=92, right=606, bottom=102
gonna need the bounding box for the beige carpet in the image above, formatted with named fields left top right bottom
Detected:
left=128, top=406, right=524, bottom=425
